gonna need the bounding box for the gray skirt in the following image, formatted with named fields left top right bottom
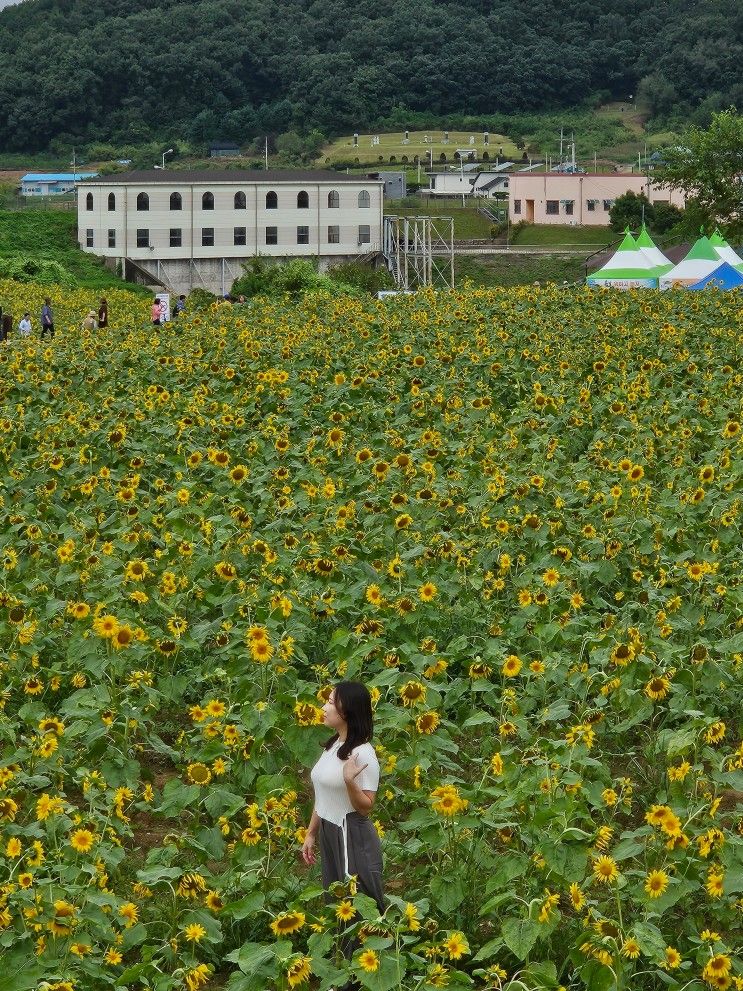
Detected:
left=319, top=812, right=384, bottom=914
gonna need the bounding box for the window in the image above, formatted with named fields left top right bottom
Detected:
left=234, top=226, right=247, bottom=246
left=328, top=225, right=340, bottom=243
left=108, top=229, right=116, bottom=248
left=85, top=192, right=93, bottom=211
left=266, top=191, right=277, bottom=209
left=86, top=228, right=94, bottom=247
left=202, top=191, right=214, bottom=210
left=297, top=190, right=309, bottom=208
left=170, top=192, right=182, bottom=210
left=564, top=200, right=574, bottom=216
left=586, top=200, right=596, bottom=212
left=328, top=190, right=339, bottom=208
left=202, top=227, right=214, bottom=247
left=297, top=225, right=310, bottom=244
left=513, top=198, right=521, bottom=215
left=265, top=226, right=278, bottom=245
left=234, top=191, right=246, bottom=210
left=107, top=192, right=115, bottom=211
left=546, top=200, right=559, bottom=215
left=136, top=192, right=149, bottom=211
left=136, top=229, right=149, bottom=248
left=358, top=224, right=370, bottom=244
left=603, top=199, right=614, bottom=211
left=358, top=190, right=371, bottom=208
left=170, top=228, right=182, bottom=247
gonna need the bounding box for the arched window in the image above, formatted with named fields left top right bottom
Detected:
left=107, top=192, right=115, bottom=211
left=266, top=190, right=277, bottom=209
left=202, top=191, right=214, bottom=210
left=297, top=190, right=309, bottom=209
left=136, top=192, right=149, bottom=211
left=85, top=192, right=93, bottom=211
left=170, top=192, right=182, bottom=211
left=234, top=191, right=246, bottom=210
left=358, top=190, right=371, bottom=208
left=328, top=190, right=339, bottom=208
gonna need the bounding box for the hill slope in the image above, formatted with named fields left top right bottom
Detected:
left=0, top=0, right=740, bottom=152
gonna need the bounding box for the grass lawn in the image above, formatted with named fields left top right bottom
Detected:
left=455, top=253, right=587, bottom=288
left=319, top=130, right=520, bottom=167
left=388, top=202, right=494, bottom=239
left=0, top=210, right=149, bottom=292
left=510, top=224, right=617, bottom=249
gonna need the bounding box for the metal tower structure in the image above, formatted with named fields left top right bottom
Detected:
left=383, top=215, right=455, bottom=290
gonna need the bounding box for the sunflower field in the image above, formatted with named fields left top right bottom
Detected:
left=0, top=277, right=742, bottom=991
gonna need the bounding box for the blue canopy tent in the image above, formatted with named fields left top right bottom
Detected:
left=687, top=262, right=743, bottom=291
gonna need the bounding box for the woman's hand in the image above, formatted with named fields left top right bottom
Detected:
left=342, top=753, right=369, bottom=785
left=301, top=832, right=316, bottom=866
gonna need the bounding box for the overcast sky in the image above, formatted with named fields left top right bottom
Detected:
left=0, top=0, right=25, bottom=9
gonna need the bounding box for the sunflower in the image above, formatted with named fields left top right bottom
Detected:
left=113, top=624, right=134, bottom=649
left=542, top=568, right=560, bottom=587
left=418, top=582, right=437, bottom=602
left=415, top=711, right=440, bottom=734
left=93, top=614, right=119, bottom=638
left=502, top=654, right=522, bottom=678
left=124, top=560, right=149, bottom=581
left=443, top=932, right=469, bottom=960
left=645, top=675, right=671, bottom=701
left=183, top=923, right=206, bottom=943
left=356, top=950, right=380, bottom=973
left=336, top=900, right=356, bottom=922
left=270, top=911, right=306, bottom=937
left=214, top=561, right=237, bottom=581
left=229, top=465, right=249, bottom=482
left=187, top=763, right=212, bottom=786
left=621, top=938, right=641, bottom=960
left=286, top=956, right=312, bottom=988
left=592, top=855, right=619, bottom=884
left=644, top=869, right=669, bottom=898
left=399, top=680, right=426, bottom=706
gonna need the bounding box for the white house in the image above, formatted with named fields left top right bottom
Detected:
left=77, top=169, right=384, bottom=295
left=423, top=169, right=509, bottom=199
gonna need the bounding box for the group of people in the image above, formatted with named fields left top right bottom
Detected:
left=1, top=298, right=109, bottom=341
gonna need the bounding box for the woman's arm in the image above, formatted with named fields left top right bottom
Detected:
left=302, top=809, right=320, bottom=865
left=343, top=754, right=376, bottom=814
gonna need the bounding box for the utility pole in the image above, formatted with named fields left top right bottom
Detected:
left=265, top=138, right=269, bottom=170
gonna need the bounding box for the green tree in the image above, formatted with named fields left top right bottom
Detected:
left=608, top=191, right=653, bottom=233
left=656, top=108, right=743, bottom=239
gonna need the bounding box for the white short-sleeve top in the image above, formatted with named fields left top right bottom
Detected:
left=310, top=739, right=380, bottom=827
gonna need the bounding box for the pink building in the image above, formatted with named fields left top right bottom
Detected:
left=508, top=173, right=686, bottom=226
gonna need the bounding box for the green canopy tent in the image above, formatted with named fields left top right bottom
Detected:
left=587, top=229, right=659, bottom=288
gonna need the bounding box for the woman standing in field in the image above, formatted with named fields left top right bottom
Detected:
left=302, top=682, right=384, bottom=915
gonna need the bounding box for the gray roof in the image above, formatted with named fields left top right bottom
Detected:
left=80, top=169, right=381, bottom=185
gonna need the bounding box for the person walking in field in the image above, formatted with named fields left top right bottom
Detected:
left=40, top=298, right=55, bottom=338
left=98, top=298, right=108, bottom=328
left=302, top=681, right=384, bottom=934
left=151, top=297, right=163, bottom=325
left=82, top=310, right=97, bottom=331
left=18, top=312, right=32, bottom=337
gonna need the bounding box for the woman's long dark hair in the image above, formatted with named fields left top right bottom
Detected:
left=324, top=681, right=373, bottom=760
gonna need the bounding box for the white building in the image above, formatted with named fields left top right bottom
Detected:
left=424, top=169, right=509, bottom=199
left=77, top=169, right=384, bottom=295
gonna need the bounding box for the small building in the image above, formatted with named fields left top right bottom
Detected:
left=508, top=172, right=686, bottom=226
left=366, top=171, right=406, bottom=199
left=77, top=169, right=384, bottom=296
left=209, top=142, right=241, bottom=158
left=423, top=169, right=509, bottom=199
left=21, top=172, right=98, bottom=196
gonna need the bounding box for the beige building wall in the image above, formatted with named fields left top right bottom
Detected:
left=78, top=176, right=383, bottom=265
left=508, top=173, right=686, bottom=226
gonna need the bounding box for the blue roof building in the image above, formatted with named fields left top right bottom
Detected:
left=21, top=172, right=98, bottom=196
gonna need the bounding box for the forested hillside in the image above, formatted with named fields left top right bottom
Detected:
left=0, top=0, right=739, bottom=152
